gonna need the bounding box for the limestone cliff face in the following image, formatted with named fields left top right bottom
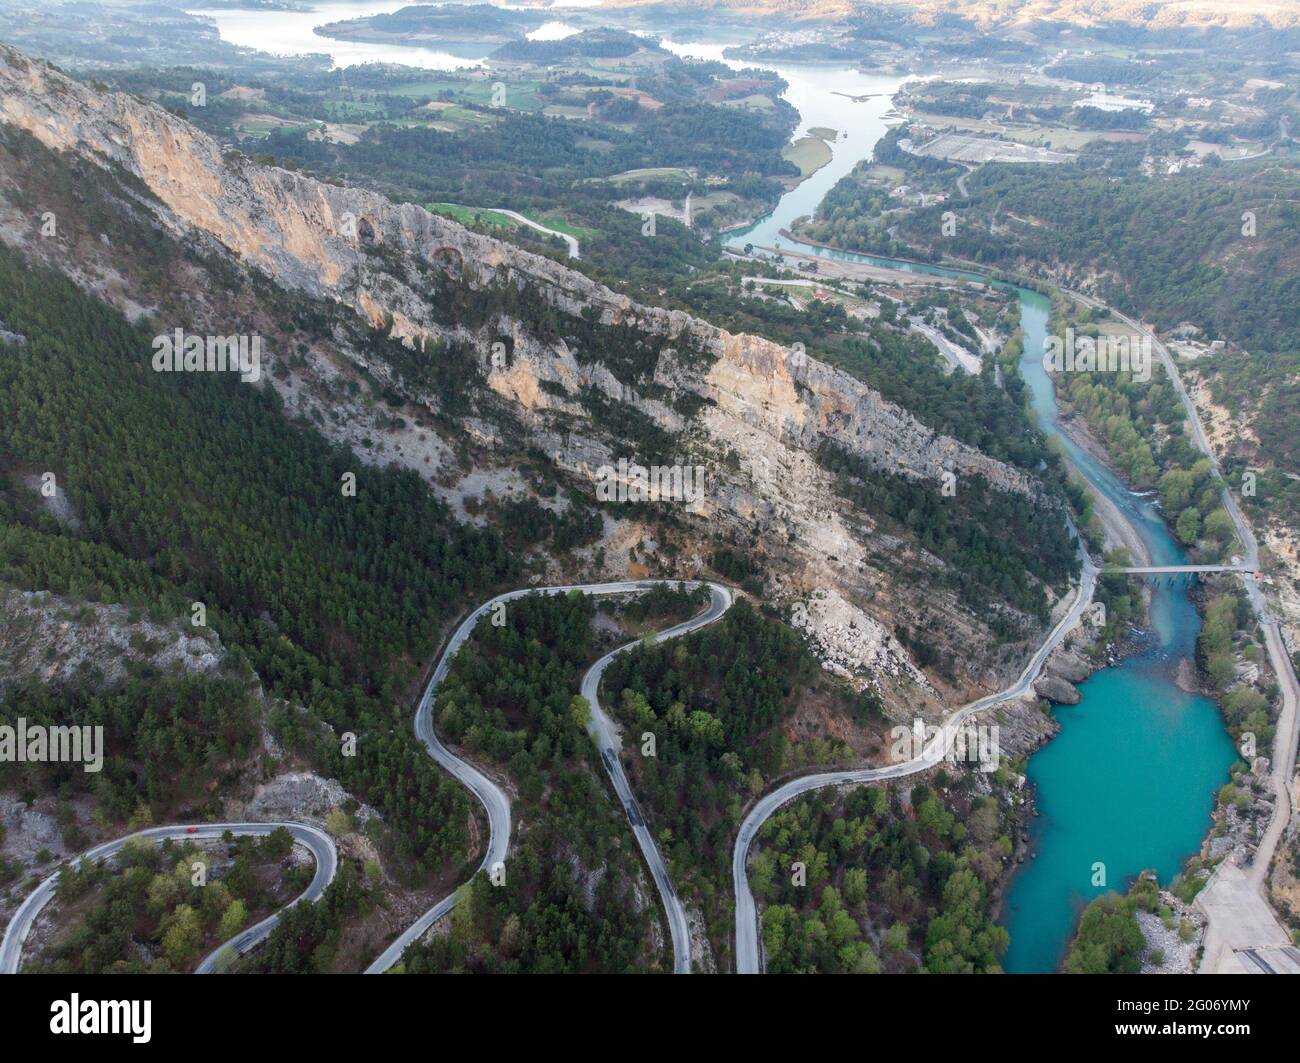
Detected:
left=0, top=43, right=1052, bottom=703
left=0, top=42, right=1028, bottom=499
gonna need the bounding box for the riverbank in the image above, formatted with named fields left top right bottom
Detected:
left=735, top=227, right=1239, bottom=971
left=736, top=47, right=1296, bottom=971
left=781, top=132, right=834, bottom=180
left=1055, top=413, right=1155, bottom=567
left=1019, top=349, right=1284, bottom=970
left=721, top=47, right=1285, bottom=970
left=762, top=232, right=966, bottom=286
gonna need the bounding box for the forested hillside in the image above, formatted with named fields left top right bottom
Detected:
left=397, top=591, right=677, bottom=972
left=1043, top=303, right=1239, bottom=560
left=816, top=442, right=1077, bottom=627
left=898, top=159, right=1300, bottom=358
left=603, top=599, right=864, bottom=967
left=0, top=244, right=513, bottom=879
left=754, top=781, right=1016, bottom=974
left=26, top=831, right=305, bottom=974
left=0, top=674, right=260, bottom=825
left=0, top=18, right=1196, bottom=986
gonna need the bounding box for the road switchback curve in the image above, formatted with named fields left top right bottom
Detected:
left=733, top=550, right=1097, bottom=973
left=366, top=580, right=732, bottom=974
left=0, top=822, right=336, bottom=975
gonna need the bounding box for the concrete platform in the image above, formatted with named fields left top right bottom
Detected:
left=1196, top=861, right=1294, bottom=973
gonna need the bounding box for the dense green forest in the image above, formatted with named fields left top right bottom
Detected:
left=904, top=157, right=1300, bottom=358
left=434, top=591, right=600, bottom=772
left=804, top=123, right=1299, bottom=360
left=262, top=102, right=790, bottom=197
left=242, top=859, right=377, bottom=974
left=1089, top=549, right=1141, bottom=648
left=327, top=3, right=541, bottom=41
left=0, top=673, right=260, bottom=828
left=602, top=599, right=858, bottom=966
left=1062, top=876, right=1160, bottom=974
left=1200, top=347, right=1300, bottom=532
left=1048, top=308, right=1238, bottom=559
left=394, top=769, right=658, bottom=973
left=799, top=129, right=961, bottom=252
left=493, top=28, right=658, bottom=62
left=1198, top=590, right=1274, bottom=749
left=754, top=782, right=1016, bottom=974
left=0, top=244, right=515, bottom=879
left=26, top=830, right=303, bottom=974
left=398, top=590, right=678, bottom=972
left=258, top=112, right=742, bottom=279
left=816, top=441, right=1078, bottom=627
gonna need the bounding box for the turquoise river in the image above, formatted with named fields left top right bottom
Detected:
left=184, top=4, right=1240, bottom=971
left=721, top=103, right=1237, bottom=972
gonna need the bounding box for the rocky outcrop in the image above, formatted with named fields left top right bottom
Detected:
left=1138, top=890, right=1205, bottom=974
left=0, top=319, right=24, bottom=345
left=994, top=695, right=1060, bottom=759
left=0, top=587, right=224, bottom=692
left=0, top=42, right=1031, bottom=502
left=1044, top=647, right=1093, bottom=684
left=1033, top=674, right=1081, bottom=705
left=0, top=42, right=1060, bottom=708
left=234, top=771, right=379, bottom=830
left=788, top=587, right=932, bottom=696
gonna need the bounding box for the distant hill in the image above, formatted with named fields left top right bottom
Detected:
left=596, top=0, right=1300, bottom=31
left=492, top=28, right=669, bottom=63
left=316, top=4, right=547, bottom=45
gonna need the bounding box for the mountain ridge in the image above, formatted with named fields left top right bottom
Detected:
left=0, top=40, right=1071, bottom=709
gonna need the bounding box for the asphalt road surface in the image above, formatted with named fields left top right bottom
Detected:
left=581, top=581, right=733, bottom=973
left=0, top=822, right=336, bottom=975
left=365, top=580, right=731, bottom=975
left=493, top=209, right=580, bottom=259
left=1063, top=288, right=1300, bottom=964
left=733, top=546, right=1097, bottom=973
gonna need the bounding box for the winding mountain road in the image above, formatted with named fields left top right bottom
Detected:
left=364, top=579, right=732, bottom=974
left=2, top=583, right=728, bottom=977
left=733, top=546, right=1097, bottom=973
left=582, top=582, right=734, bottom=973
left=0, top=823, right=336, bottom=975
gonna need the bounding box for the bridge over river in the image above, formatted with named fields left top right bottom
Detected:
left=1112, top=564, right=1258, bottom=576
